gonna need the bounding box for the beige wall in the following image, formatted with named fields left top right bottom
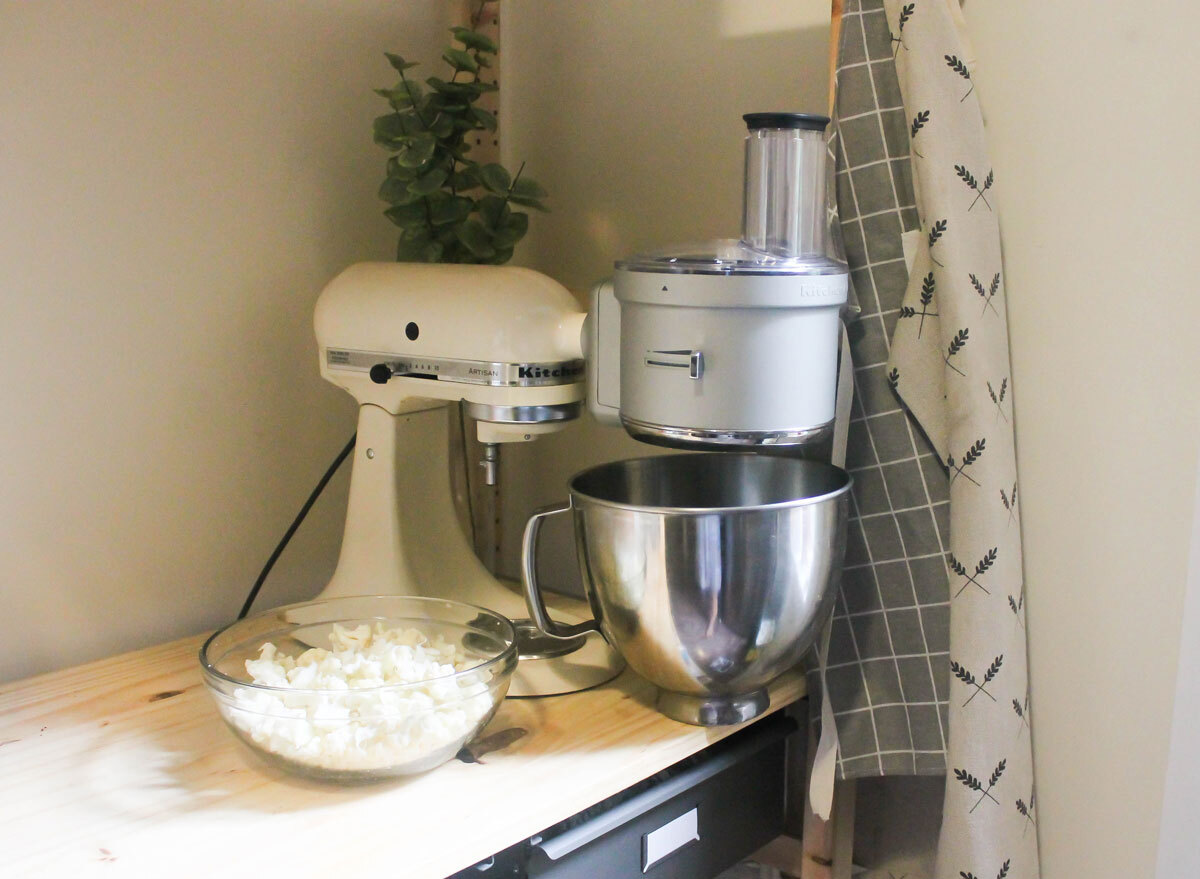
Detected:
left=0, top=1, right=446, bottom=682
left=964, top=3, right=1200, bottom=876
left=498, top=0, right=833, bottom=587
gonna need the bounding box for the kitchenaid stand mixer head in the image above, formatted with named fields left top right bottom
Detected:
left=313, top=262, right=622, bottom=696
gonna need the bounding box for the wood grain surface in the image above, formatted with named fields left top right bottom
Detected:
left=0, top=635, right=804, bottom=878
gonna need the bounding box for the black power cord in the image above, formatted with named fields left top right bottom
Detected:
left=238, top=432, right=357, bottom=620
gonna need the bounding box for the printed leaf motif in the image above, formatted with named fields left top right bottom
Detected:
left=945, top=328, right=969, bottom=376
left=928, top=218, right=947, bottom=266
left=887, top=367, right=900, bottom=392
left=957, top=758, right=1006, bottom=812
left=945, top=54, right=975, bottom=101
left=997, top=860, right=1011, bottom=879
left=911, top=109, right=930, bottom=138
left=963, top=437, right=986, bottom=466
left=899, top=273, right=938, bottom=337
left=954, top=768, right=984, bottom=792
left=1017, top=792, right=1037, bottom=834
left=956, top=164, right=993, bottom=210
left=950, top=660, right=977, bottom=686
left=945, top=54, right=971, bottom=79
left=952, top=657, right=1000, bottom=705
left=950, top=546, right=995, bottom=596
left=892, top=3, right=916, bottom=56
left=989, top=759, right=1007, bottom=788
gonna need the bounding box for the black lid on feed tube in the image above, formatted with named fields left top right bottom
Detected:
left=742, top=112, right=830, bottom=131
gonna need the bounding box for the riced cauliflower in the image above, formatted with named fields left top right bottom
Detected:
left=226, top=623, right=494, bottom=772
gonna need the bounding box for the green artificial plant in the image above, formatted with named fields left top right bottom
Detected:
left=373, top=24, right=547, bottom=264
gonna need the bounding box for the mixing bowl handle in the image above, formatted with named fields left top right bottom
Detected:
left=522, top=500, right=601, bottom=641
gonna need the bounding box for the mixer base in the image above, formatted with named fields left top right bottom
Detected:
left=656, top=688, right=770, bottom=726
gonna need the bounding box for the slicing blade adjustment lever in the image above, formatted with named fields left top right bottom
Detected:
left=644, top=349, right=704, bottom=379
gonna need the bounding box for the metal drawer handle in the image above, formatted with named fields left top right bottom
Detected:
left=644, top=349, right=704, bottom=379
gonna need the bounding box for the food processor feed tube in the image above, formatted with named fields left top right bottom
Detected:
left=741, top=112, right=829, bottom=258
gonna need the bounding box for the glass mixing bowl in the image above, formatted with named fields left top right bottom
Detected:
left=200, top=595, right=517, bottom=782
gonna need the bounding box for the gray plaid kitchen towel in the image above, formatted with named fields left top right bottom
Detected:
left=809, top=0, right=951, bottom=779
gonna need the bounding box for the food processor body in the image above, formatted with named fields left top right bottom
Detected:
left=586, top=115, right=849, bottom=450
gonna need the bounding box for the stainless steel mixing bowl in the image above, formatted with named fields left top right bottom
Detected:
left=522, top=453, right=850, bottom=726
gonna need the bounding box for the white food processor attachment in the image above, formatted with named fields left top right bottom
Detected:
left=585, top=112, right=849, bottom=449
left=313, top=263, right=622, bottom=696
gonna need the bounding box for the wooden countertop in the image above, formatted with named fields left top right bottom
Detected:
left=0, top=634, right=804, bottom=878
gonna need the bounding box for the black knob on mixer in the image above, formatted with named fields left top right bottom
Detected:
left=369, top=363, right=393, bottom=384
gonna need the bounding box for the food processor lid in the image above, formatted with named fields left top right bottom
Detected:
left=614, top=238, right=846, bottom=276
left=743, top=112, right=830, bottom=131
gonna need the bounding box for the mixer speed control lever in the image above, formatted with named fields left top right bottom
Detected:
left=369, top=363, right=394, bottom=384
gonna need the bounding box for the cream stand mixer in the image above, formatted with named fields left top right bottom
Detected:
left=313, top=262, right=622, bottom=696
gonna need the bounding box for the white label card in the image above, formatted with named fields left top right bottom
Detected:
left=642, top=806, right=699, bottom=872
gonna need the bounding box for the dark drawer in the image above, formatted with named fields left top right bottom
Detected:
left=524, top=713, right=795, bottom=879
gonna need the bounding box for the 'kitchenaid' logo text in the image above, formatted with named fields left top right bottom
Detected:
left=518, top=364, right=584, bottom=380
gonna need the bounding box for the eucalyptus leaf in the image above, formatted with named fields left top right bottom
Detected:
left=449, top=166, right=481, bottom=192
left=373, top=113, right=408, bottom=145
left=451, top=27, right=498, bottom=53
left=484, top=246, right=515, bottom=265
left=379, top=175, right=423, bottom=205
left=397, top=235, right=442, bottom=263
left=476, top=194, right=510, bottom=230
left=479, top=163, right=511, bottom=195
left=510, top=177, right=547, bottom=199
left=408, top=167, right=449, bottom=195
left=508, top=194, right=548, bottom=211
left=430, top=195, right=473, bottom=226
left=427, top=77, right=483, bottom=100
left=469, top=107, right=498, bottom=131
left=492, top=211, right=529, bottom=248
left=442, top=48, right=478, bottom=73
left=456, top=220, right=496, bottom=258
left=384, top=202, right=428, bottom=226
left=396, top=133, right=437, bottom=168
left=385, top=52, right=419, bottom=72
left=428, top=112, right=455, bottom=139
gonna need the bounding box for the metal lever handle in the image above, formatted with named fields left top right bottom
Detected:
left=521, top=500, right=601, bottom=641
left=644, top=349, right=704, bottom=379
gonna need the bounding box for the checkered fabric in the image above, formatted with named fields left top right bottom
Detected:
left=811, top=0, right=951, bottom=779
